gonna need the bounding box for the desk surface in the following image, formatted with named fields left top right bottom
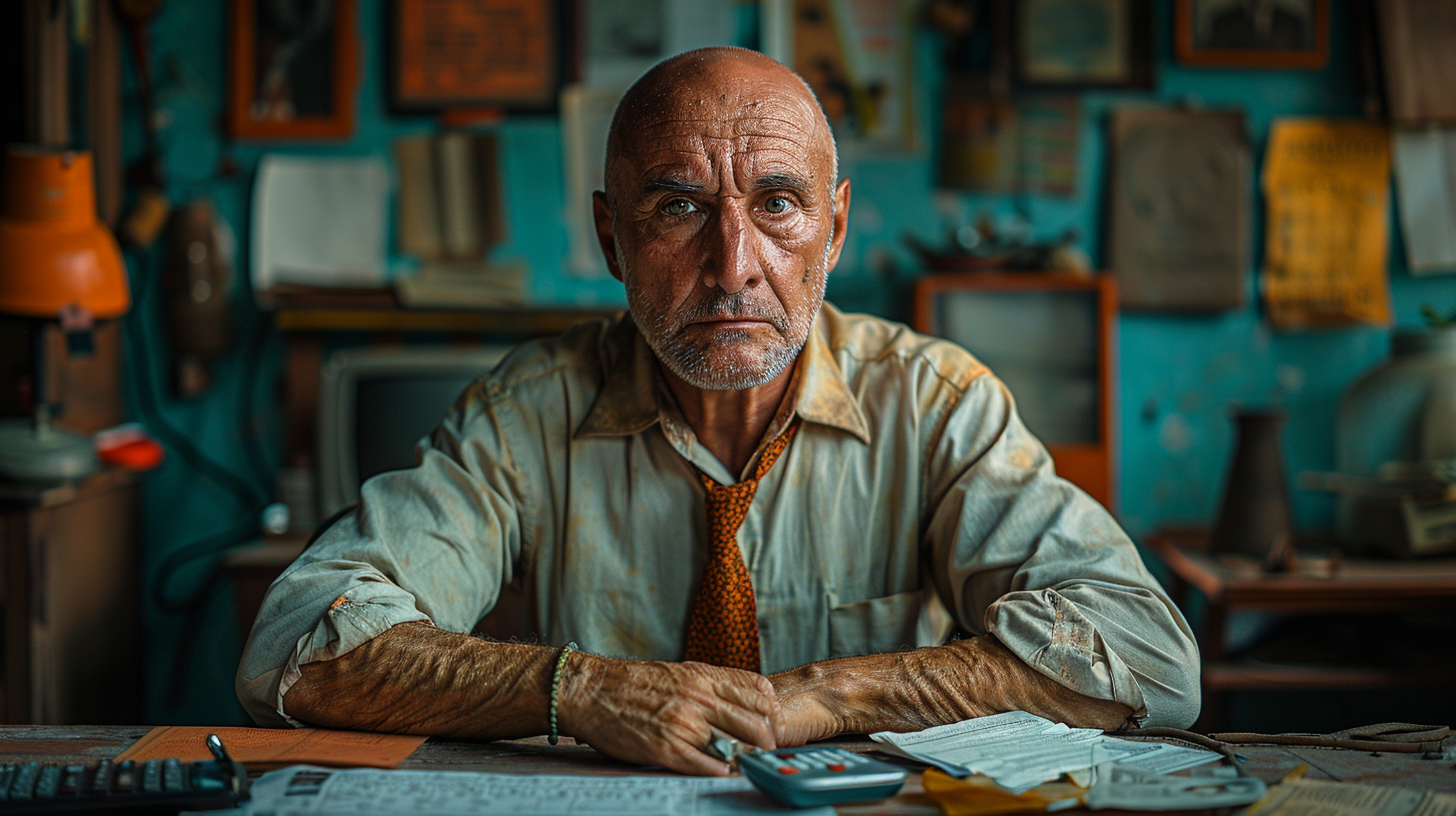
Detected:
left=0, top=726, right=1452, bottom=814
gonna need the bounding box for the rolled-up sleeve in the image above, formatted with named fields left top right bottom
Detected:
left=923, top=373, right=1200, bottom=728
left=235, top=380, right=526, bottom=726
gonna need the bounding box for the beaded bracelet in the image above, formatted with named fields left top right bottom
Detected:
left=547, top=641, right=578, bottom=746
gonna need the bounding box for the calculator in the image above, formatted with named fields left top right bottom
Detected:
left=0, top=734, right=249, bottom=814
left=737, top=745, right=907, bottom=808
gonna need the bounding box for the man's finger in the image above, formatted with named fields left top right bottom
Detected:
left=661, top=734, right=734, bottom=777
left=704, top=696, right=778, bottom=752
left=711, top=671, right=778, bottom=720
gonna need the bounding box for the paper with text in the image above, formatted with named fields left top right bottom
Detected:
left=236, top=766, right=834, bottom=816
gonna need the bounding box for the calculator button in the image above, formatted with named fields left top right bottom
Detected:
left=777, top=752, right=795, bottom=760
left=828, top=763, right=846, bottom=772
left=777, top=766, right=798, bottom=775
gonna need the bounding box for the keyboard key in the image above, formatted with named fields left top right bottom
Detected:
left=0, top=765, right=15, bottom=801
left=11, top=764, right=40, bottom=800
left=113, top=760, right=134, bottom=793
left=92, top=759, right=113, bottom=795
left=141, top=759, right=162, bottom=794
left=35, top=766, right=61, bottom=798
left=163, top=758, right=187, bottom=793
left=60, top=765, right=84, bottom=795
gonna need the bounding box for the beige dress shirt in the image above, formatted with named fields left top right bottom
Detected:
left=236, top=304, right=1200, bottom=729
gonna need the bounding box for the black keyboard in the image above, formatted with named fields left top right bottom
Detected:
left=0, top=735, right=248, bottom=814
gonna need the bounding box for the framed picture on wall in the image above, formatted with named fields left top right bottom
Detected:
left=389, top=0, right=574, bottom=113
left=1011, top=0, right=1153, bottom=89
left=228, top=0, right=358, bottom=139
left=1176, top=0, right=1329, bottom=68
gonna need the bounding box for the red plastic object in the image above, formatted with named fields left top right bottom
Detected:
left=95, top=424, right=164, bottom=471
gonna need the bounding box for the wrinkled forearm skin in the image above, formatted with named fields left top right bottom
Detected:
left=770, top=635, right=1134, bottom=745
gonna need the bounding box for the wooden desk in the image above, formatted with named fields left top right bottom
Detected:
left=0, top=726, right=1452, bottom=813
left=1144, top=529, right=1456, bottom=728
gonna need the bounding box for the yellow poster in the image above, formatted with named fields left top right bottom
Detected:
left=1262, top=120, right=1392, bottom=328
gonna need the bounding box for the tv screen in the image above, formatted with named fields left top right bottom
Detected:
left=318, top=345, right=513, bottom=518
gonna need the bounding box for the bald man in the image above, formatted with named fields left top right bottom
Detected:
left=238, top=48, right=1199, bottom=775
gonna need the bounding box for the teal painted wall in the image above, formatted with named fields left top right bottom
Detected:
left=125, top=0, right=1456, bottom=723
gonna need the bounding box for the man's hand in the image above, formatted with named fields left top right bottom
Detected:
left=769, top=635, right=1134, bottom=744
left=558, top=656, right=780, bottom=776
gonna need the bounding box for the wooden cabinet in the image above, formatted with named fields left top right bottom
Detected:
left=0, top=470, right=141, bottom=724
left=913, top=273, right=1118, bottom=509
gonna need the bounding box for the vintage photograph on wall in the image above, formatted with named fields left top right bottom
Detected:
left=390, top=0, right=571, bottom=113
left=1012, top=0, right=1153, bottom=88
left=228, top=0, right=358, bottom=139
left=1176, top=0, right=1329, bottom=68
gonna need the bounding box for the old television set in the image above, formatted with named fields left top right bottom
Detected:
left=317, top=344, right=513, bottom=519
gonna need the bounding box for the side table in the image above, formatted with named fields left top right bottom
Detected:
left=1143, top=528, right=1456, bottom=729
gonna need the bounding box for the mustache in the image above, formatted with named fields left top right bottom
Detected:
left=677, top=290, right=789, bottom=332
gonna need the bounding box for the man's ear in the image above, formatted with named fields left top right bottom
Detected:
left=593, top=191, right=624, bottom=282
left=824, top=178, right=852, bottom=272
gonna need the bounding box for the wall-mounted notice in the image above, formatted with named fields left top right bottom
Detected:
left=1261, top=120, right=1391, bottom=329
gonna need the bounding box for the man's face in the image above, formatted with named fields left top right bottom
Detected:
left=594, top=63, right=851, bottom=391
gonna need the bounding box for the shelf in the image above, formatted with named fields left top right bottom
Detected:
left=261, top=286, right=620, bottom=336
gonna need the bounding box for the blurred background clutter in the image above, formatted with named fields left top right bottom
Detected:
left=1, top=0, right=1455, bottom=733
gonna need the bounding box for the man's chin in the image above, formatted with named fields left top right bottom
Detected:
left=663, top=345, right=796, bottom=391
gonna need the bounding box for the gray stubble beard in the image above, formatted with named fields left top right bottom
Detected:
left=622, top=233, right=832, bottom=391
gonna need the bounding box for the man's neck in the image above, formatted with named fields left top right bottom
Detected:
left=661, top=360, right=799, bottom=478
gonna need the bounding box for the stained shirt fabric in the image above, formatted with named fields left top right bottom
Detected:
left=236, top=305, right=1201, bottom=729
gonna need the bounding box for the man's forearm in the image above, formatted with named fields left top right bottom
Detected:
left=770, top=635, right=1133, bottom=744
left=283, top=620, right=560, bottom=739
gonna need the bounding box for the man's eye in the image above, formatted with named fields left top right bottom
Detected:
left=662, top=199, right=697, bottom=216
left=764, top=196, right=792, bottom=214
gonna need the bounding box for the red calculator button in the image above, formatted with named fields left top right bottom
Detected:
left=828, top=764, right=846, bottom=772
left=778, top=753, right=794, bottom=759
left=778, top=767, right=798, bottom=775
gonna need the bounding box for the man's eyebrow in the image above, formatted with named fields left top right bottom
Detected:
left=752, top=173, right=813, bottom=195
left=643, top=178, right=705, bottom=194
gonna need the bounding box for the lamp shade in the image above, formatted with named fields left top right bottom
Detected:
left=0, top=148, right=129, bottom=320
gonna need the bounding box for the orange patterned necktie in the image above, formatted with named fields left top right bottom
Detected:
left=682, top=420, right=801, bottom=673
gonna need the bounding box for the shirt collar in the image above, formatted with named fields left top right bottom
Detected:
left=575, top=308, right=872, bottom=445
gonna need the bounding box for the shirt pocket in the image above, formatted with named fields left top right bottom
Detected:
left=827, top=590, right=922, bottom=659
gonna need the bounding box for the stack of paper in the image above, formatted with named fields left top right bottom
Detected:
left=870, top=711, right=1218, bottom=794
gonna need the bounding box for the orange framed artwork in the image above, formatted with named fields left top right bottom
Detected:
left=389, top=0, right=569, bottom=113
left=1175, top=0, right=1329, bottom=69
left=228, top=0, right=359, bottom=139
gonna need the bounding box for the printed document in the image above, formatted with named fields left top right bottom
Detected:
left=870, top=711, right=1218, bottom=794
left=234, top=765, right=835, bottom=816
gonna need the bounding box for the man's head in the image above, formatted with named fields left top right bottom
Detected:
left=593, top=47, right=851, bottom=391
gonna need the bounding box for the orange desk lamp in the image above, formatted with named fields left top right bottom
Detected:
left=0, top=147, right=130, bottom=481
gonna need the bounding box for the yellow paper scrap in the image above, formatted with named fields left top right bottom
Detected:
left=921, top=768, right=1083, bottom=815
left=1262, top=120, right=1392, bottom=329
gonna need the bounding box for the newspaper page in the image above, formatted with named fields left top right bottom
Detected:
left=1245, top=778, right=1456, bottom=816
left=1261, top=120, right=1392, bottom=329
left=229, top=765, right=835, bottom=816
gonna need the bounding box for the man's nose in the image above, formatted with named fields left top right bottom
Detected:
left=702, top=203, right=759, bottom=294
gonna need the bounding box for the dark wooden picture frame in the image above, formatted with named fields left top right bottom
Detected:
left=228, top=0, right=358, bottom=140
left=389, top=0, right=574, bottom=114
left=1012, top=0, right=1154, bottom=89
left=1176, top=0, right=1329, bottom=69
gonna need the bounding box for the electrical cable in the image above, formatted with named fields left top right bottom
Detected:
left=119, top=242, right=269, bottom=618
